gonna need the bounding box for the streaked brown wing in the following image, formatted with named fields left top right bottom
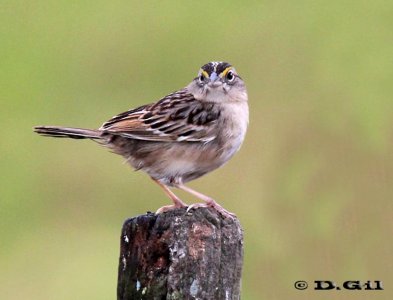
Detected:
left=99, top=89, right=220, bottom=143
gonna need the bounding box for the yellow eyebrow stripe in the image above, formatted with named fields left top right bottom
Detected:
left=202, top=70, right=209, bottom=78
left=220, top=67, right=232, bottom=77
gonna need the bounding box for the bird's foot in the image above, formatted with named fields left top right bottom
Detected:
left=155, top=202, right=187, bottom=214
left=152, top=178, right=188, bottom=214
left=187, top=199, right=236, bottom=219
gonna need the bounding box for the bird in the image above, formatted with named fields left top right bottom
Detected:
left=34, top=61, right=248, bottom=218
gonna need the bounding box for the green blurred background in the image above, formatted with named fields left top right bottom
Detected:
left=1, top=1, right=392, bottom=299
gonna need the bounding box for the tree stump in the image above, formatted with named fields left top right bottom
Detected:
left=117, top=207, right=244, bottom=300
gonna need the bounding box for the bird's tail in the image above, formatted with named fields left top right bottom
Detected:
left=34, top=126, right=101, bottom=139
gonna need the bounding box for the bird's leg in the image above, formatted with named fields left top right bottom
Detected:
left=152, top=178, right=188, bottom=214
left=175, top=184, right=236, bottom=219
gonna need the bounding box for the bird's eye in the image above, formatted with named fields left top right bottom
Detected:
left=226, top=71, right=235, bottom=82
left=198, top=74, right=205, bottom=85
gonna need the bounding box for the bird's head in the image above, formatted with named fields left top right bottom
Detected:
left=187, top=61, right=247, bottom=103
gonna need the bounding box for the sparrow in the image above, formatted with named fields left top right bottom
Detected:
left=34, top=61, right=248, bottom=218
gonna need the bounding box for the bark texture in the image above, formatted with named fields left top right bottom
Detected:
left=117, top=207, right=243, bottom=300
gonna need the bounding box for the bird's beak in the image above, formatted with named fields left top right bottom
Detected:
left=209, top=72, right=218, bottom=82
left=208, top=72, right=221, bottom=88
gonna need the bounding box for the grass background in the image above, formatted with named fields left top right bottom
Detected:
left=1, top=1, right=392, bottom=299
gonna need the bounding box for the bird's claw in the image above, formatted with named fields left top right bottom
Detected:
left=156, top=203, right=187, bottom=214
left=187, top=200, right=236, bottom=219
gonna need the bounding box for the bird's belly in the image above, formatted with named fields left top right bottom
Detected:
left=164, top=158, right=197, bottom=177
left=133, top=142, right=227, bottom=185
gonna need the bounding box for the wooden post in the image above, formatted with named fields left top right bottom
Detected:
left=117, top=207, right=243, bottom=299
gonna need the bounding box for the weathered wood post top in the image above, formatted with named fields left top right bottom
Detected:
left=117, top=207, right=244, bottom=299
